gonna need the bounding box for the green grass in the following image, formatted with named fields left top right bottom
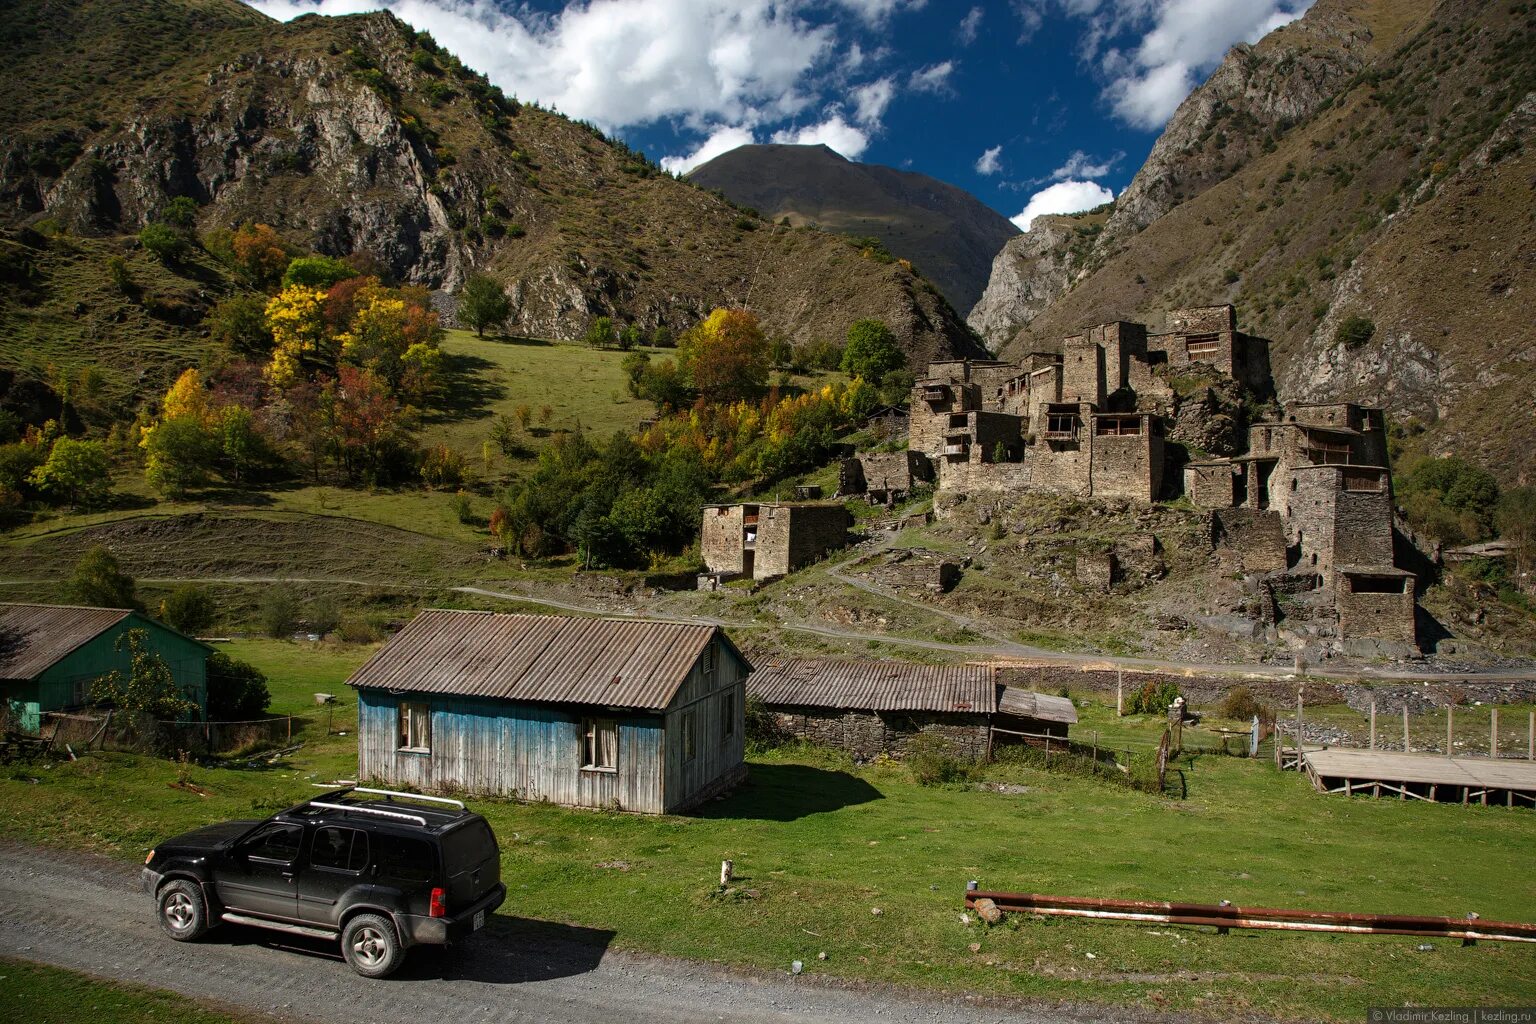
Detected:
left=419, top=330, right=657, bottom=468
left=219, top=638, right=376, bottom=715
left=0, top=957, right=274, bottom=1024
left=2, top=640, right=1533, bottom=1020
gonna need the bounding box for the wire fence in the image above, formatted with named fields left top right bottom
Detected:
left=35, top=700, right=355, bottom=758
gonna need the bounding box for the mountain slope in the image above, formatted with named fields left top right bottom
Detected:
left=972, top=0, right=1536, bottom=483
left=0, top=0, right=986, bottom=367
left=689, top=143, right=1020, bottom=315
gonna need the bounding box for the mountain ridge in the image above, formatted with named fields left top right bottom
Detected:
left=689, top=142, right=1019, bottom=315
left=0, top=0, right=986, bottom=374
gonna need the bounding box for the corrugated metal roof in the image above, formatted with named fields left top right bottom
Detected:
left=748, top=658, right=997, bottom=713
left=0, top=603, right=134, bottom=681
left=998, top=687, right=1078, bottom=725
left=345, top=610, right=728, bottom=711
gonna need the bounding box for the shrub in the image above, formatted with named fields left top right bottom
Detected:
left=106, top=255, right=132, bottom=293
left=337, top=614, right=382, bottom=644
left=1334, top=314, right=1376, bottom=349
left=1216, top=685, right=1266, bottom=722
left=159, top=583, right=216, bottom=636
left=281, top=254, right=355, bottom=290
left=259, top=588, right=300, bottom=638
left=204, top=651, right=270, bottom=720
left=905, top=732, right=978, bottom=787
left=451, top=488, right=475, bottom=523
left=65, top=545, right=140, bottom=610
left=583, top=315, right=617, bottom=348
left=1128, top=680, right=1180, bottom=715
left=138, top=222, right=186, bottom=262
left=306, top=597, right=341, bottom=637
left=420, top=443, right=466, bottom=489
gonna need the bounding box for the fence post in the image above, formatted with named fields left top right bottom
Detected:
left=1529, top=711, right=1534, bottom=762
left=1447, top=704, right=1453, bottom=758
left=1403, top=706, right=1410, bottom=753
left=287, top=716, right=292, bottom=744
left=1116, top=670, right=1124, bottom=716
left=1492, top=707, right=1499, bottom=759
left=1092, top=730, right=1098, bottom=763
left=1295, top=688, right=1304, bottom=771
left=1369, top=701, right=1376, bottom=750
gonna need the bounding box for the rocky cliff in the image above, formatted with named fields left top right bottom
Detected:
left=0, top=0, right=986, bottom=366
left=971, top=0, right=1536, bottom=482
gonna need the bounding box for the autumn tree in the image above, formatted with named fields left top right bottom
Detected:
left=29, top=437, right=111, bottom=507
left=282, top=254, right=355, bottom=290
left=208, top=293, right=275, bottom=356
left=677, top=308, right=770, bottom=403
left=457, top=273, right=511, bottom=337
left=264, top=286, right=331, bottom=388
left=229, top=223, right=293, bottom=289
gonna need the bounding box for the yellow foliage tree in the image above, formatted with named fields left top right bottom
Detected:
left=676, top=307, right=769, bottom=403
left=161, top=368, right=210, bottom=424
left=264, top=286, right=329, bottom=388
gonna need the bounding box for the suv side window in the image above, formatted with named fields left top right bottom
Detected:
left=244, top=823, right=303, bottom=863
left=373, top=833, right=435, bottom=885
left=310, top=826, right=369, bottom=873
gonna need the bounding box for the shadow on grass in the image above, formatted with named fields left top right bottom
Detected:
left=208, top=916, right=614, bottom=985
left=484, top=333, right=553, bottom=347
left=699, top=762, right=882, bottom=822
left=425, top=352, right=507, bottom=426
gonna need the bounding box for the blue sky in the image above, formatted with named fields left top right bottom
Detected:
left=247, top=0, right=1312, bottom=229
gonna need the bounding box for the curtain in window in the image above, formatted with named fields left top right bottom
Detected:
left=598, top=720, right=617, bottom=768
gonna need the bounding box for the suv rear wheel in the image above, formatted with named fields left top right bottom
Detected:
left=342, top=913, right=405, bottom=978
left=157, top=880, right=208, bottom=941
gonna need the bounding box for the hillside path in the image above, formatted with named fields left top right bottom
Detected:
left=0, top=841, right=1132, bottom=1024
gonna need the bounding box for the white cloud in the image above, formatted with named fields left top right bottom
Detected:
left=770, top=113, right=869, bottom=159
left=832, top=0, right=926, bottom=25
left=957, top=6, right=983, bottom=44
left=245, top=0, right=836, bottom=133
left=975, top=145, right=1003, bottom=176
left=850, top=77, right=895, bottom=125
left=1084, top=0, right=1314, bottom=129
left=1050, top=149, right=1119, bottom=180
left=1011, top=179, right=1113, bottom=231
left=660, top=124, right=757, bottom=175
left=908, top=60, right=955, bottom=94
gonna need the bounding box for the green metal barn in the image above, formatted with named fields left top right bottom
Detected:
left=0, top=603, right=211, bottom=733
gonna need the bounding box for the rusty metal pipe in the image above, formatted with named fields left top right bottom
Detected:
left=965, top=891, right=1536, bottom=943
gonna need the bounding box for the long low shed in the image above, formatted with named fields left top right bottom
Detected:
left=748, top=658, right=1076, bottom=760
left=347, top=610, right=752, bottom=814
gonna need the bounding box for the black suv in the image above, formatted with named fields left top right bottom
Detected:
left=142, top=787, right=506, bottom=977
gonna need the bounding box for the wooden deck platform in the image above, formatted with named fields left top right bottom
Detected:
left=1302, top=747, right=1536, bottom=806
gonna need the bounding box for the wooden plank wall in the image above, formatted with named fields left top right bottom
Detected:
left=358, top=691, right=666, bottom=813
left=662, top=639, right=748, bottom=812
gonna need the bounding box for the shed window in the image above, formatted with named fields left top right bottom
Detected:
left=721, top=690, right=736, bottom=740
left=1349, top=575, right=1408, bottom=594
left=397, top=701, right=431, bottom=753
left=682, top=710, right=697, bottom=763
left=702, top=643, right=716, bottom=677
left=582, top=717, right=618, bottom=771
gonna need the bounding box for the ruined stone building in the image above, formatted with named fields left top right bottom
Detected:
left=701, top=502, right=851, bottom=581
left=901, top=305, right=1269, bottom=503
left=835, top=303, right=1415, bottom=649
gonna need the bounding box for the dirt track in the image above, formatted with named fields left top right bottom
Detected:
left=0, top=841, right=1147, bottom=1024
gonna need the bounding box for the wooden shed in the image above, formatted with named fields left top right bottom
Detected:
left=347, top=610, right=751, bottom=814
left=748, top=657, right=1076, bottom=760
left=0, top=603, right=210, bottom=733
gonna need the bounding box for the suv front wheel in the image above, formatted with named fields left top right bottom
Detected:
left=157, top=880, right=209, bottom=941
left=342, top=913, right=405, bottom=978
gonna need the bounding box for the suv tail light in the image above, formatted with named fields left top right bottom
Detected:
left=429, top=887, right=447, bottom=918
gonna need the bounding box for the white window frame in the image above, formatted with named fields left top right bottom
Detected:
left=581, top=717, right=618, bottom=772
left=397, top=701, right=431, bottom=753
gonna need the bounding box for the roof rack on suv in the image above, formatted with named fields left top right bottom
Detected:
left=349, top=786, right=465, bottom=810
left=307, top=800, right=429, bottom=825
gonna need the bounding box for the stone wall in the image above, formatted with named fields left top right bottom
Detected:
left=701, top=505, right=746, bottom=575
left=1090, top=424, right=1164, bottom=501
left=766, top=706, right=991, bottom=760
left=1075, top=549, right=1115, bottom=592
left=756, top=504, right=849, bottom=579
left=1336, top=571, right=1418, bottom=644
left=1334, top=488, right=1395, bottom=567
left=1061, top=335, right=1107, bottom=404
left=1030, top=435, right=1093, bottom=495
left=1212, top=508, right=1287, bottom=574
left=1188, top=461, right=1237, bottom=508
left=938, top=458, right=1033, bottom=495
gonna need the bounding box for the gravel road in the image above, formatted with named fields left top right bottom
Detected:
left=0, top=842, right=1145, bottom=1024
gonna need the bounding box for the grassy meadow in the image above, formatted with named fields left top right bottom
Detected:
left=3, top=642, right=1534, bottom=1021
